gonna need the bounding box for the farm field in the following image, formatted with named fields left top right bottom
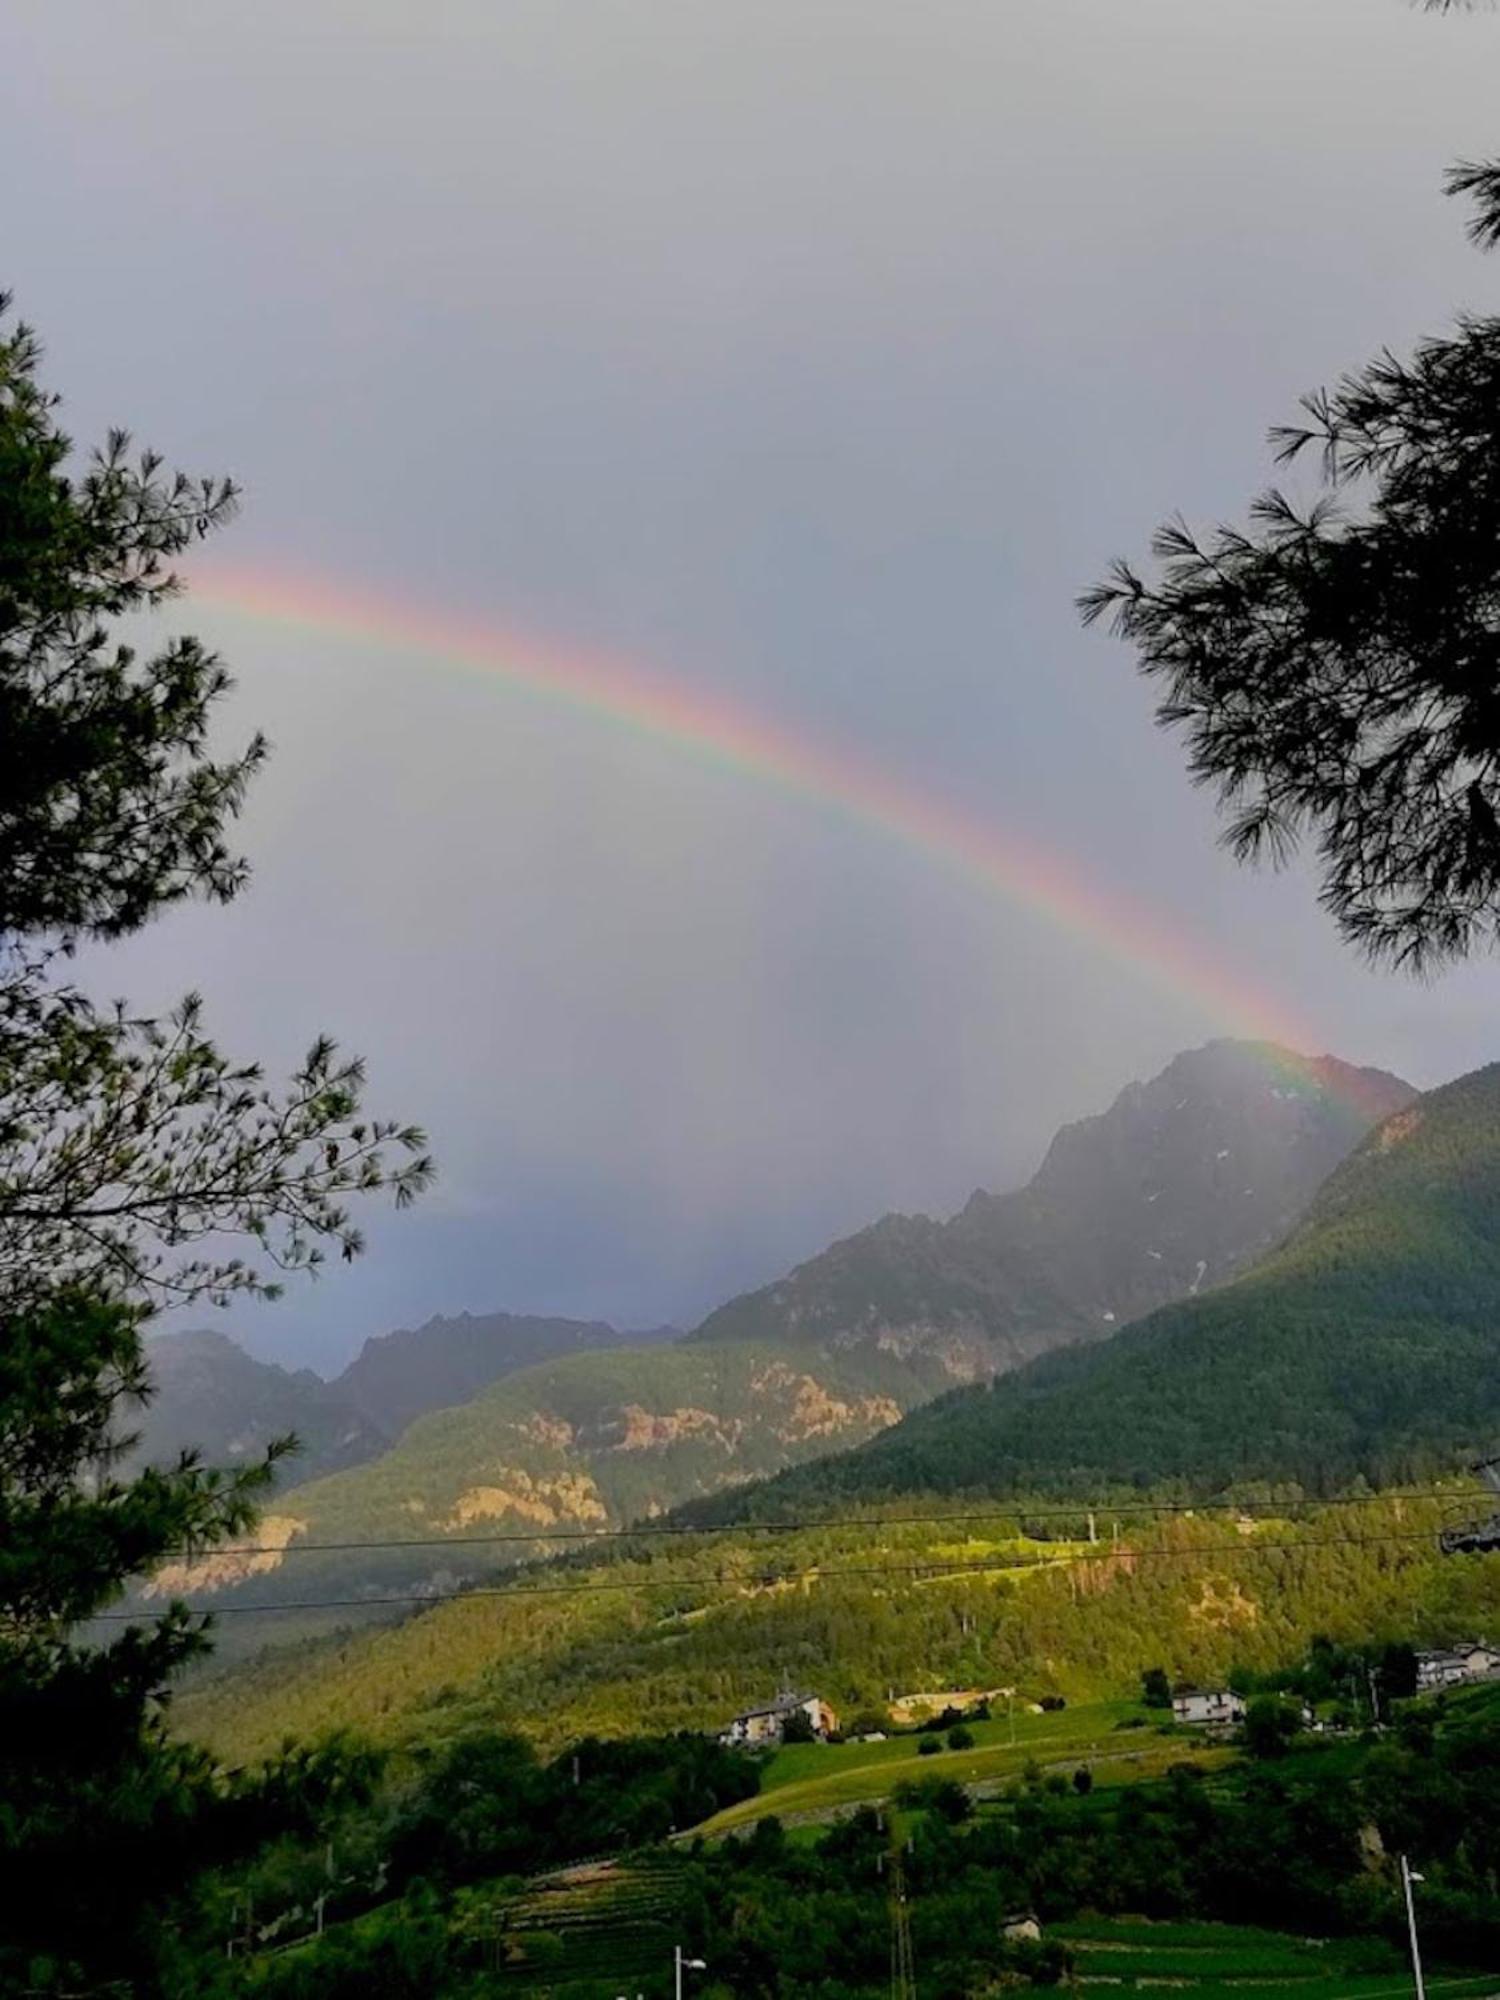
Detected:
left=481, top=1858, right=681, bottom=1994
left=1052, top=1917, right=1499, bottom=2000
left=692, top=1698, right=1229, bottom=1834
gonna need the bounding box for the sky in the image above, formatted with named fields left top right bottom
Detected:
left=5, top=0, right=1500, bottom=1371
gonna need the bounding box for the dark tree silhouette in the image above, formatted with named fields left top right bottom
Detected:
left=1081, top=153, right=1500, bottom=970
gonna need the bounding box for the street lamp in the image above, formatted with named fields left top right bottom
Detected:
left=674, top=1945, right=707, bottom=2000
left=1400, top=1855, right=1427, bottom=2000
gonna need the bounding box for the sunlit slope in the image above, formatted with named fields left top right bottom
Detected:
left=705, top=1063, right=1500, bottom=1507
left=170, top=1336, right=962, bottom=1611
left=174, top=1493, right=1499, bottom=1765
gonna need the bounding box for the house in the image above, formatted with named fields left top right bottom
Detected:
left=1172, top=1686, right=1246, bottom=1728
left=1415, top=1640, right=1500, bottom=1692
left=717, top=1691, right=838, bottom=1748
left=1002, top=1913, right=1042, bottom=1944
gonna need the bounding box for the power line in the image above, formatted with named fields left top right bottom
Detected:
left=96, top=1525, right=1452, bottom=1620
left=178, top=1487, right=1467, bottom=1559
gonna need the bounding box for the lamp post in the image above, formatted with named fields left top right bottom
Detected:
left=1400, top=1855, right=1427, bottom=2000
left=674, top=1945, right=707, bottom=2000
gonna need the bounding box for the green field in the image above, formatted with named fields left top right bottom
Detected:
left=692, top=1699, right=1228, bottom=1834
left=1052, top=1917, right=1498, bottom=2000
left=481, top=1859, right=681, bottom=1993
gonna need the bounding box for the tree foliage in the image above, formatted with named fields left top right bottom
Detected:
left=1081, top=156, right=1500, bottom=969
left=0, top=297, right=430, bottom=1994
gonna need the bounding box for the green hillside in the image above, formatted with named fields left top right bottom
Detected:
left=696, top=1062, right=1500, bottom=1511
left=150, top=1336, right=960, bottom=1622
left=175, top=1491, right=1500, bottom=1765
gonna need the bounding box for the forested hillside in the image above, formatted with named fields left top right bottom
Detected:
left=176, top=1490, right=1500, bottom=1765
left=331, top=1307, right=681, bottom=1439
left=147, top=1337, right=958, bottom=1634
left=704, top=1062, right=1500, bottom=1511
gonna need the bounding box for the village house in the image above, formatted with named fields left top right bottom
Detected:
left=1171, top=1686, right=1246, bottom=1728
left=717, top=1691, right=838, bottom=1748
left=1415, top=1640, right=1500, bottom=1692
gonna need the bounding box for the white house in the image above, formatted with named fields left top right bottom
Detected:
left=1172, top=1686, right=1246, bottom=1728
left=717, top=1691, right=838, bottom=1748
left=1416, top=1640, right=1500, bottom=1692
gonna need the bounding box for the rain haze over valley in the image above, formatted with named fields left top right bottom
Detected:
left=8, top=0, right=1500, bottom=1368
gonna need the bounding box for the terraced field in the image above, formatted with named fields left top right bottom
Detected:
left=486, top=1857, right=684, bottom=1994
left=1053, top=1917, right=1499, bottom=2000
left=693, top=1699, right=1228, bottom=1835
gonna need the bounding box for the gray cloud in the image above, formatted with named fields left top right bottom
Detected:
left=6, top=0, right=1500, bottom=1368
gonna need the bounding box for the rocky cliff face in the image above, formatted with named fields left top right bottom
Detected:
left=688, top=1041, right=1414, bottom=1376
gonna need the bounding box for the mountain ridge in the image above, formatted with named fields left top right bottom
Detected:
left=689, top=1040, right=1414, bottom=1369
left=690, top=1057, right=1500, bottom=1513
left=150, top=1039, right=1410, bottom=1626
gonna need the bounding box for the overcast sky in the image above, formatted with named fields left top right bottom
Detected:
left=6, top=0, right=1500, bottom=1370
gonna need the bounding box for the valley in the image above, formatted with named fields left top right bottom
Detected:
left=143, top=1039, right=1415, bottom=1641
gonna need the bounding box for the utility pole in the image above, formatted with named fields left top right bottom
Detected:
left=1400, top=1856, right=1427, bottom=2000
left=889, top=1845, right=917, bottom=2000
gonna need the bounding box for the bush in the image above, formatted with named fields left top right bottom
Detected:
left=918, top=1736, right=942, bottom=1757
left=946, top=1725, right=975, bottom=1751
left=1072, top=1766, right=1093, bottom=1795
left=1039, top=1695, right=1067, bottom=1712
left=1243, top=1695, right=1303, bottom=1760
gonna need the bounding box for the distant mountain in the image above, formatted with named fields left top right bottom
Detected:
left=132, top=1330, right=382, bottom=1484
left=690, top=1041, right=1414, bottom=1374
left=166, top=1337, right=963, bottom=1624
left=136, top=1313, right=684, bottom=1491
left=705, top=1060, right=1500, bottom=1509
left=331, top=1309, right=682, bottom=1440
left=156, top=1041, right=1408, bottom=1622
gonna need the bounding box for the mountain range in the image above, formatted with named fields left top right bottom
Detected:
left=700, top=1059, right=1500, bottom=1512
left=137, top=1310, right=680, bottom=1485
left=144, top=1040, right=1410, bottom=1616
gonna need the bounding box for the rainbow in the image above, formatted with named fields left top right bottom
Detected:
left=191, top=562, right=1327, bottom=1057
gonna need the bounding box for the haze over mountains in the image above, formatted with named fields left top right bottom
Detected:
left=688, top=1041, right=1413, bottom=1373
left=702, top=1060, right=1500, bottom=1515
left=142, top=1040, right=1411, bottom=1620
left=139, top=1310, right=680, bottom=1484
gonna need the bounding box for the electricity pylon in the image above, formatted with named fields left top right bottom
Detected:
left=889, top=1847, right=917, bottom=2000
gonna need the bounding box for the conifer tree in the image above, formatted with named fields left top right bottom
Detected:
left=0, top=296, right=430, bottom=1993
left=1081, top=113, right=1500, bottom=970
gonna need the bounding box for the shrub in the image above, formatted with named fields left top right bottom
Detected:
left=946, top=1725, right=975, bottom=1751
left=918, top=1736, right=942, bottom=1757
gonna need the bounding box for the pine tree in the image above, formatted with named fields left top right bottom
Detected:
left=0, top=297, right=429, bottom=1994
left=1080, top=104, right=1500, bottom=970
